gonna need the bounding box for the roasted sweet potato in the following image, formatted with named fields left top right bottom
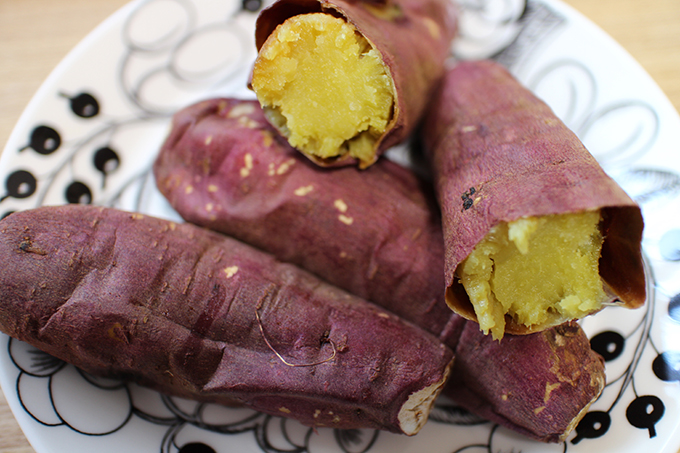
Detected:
left=421, top=60, right=645, bottom=339
left=154, top=98, right=452, bottom=341
left=153, top=97, right=606, bottom=443
left=447, top=321, right=604, bottom=441
left=0, top=205, right=454, bottom=436
left=250, top=0, right=457, bottom=168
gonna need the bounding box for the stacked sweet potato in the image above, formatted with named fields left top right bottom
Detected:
left=0, top=0, right=645, bottom=445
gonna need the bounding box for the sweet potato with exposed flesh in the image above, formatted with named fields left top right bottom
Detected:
left=250, top=0, right=457, bottom=168
left=0, top=205, right=454, bottom=436
left=153, top=97, right=606, bottom=443
left=421, top=60, right=645, bottom=340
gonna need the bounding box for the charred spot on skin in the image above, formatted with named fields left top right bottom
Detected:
left=18, top=237, right=47, bottom=255
left=19, top=238, right=31, bottom=252
left=461, top=187, right=476, bottom=211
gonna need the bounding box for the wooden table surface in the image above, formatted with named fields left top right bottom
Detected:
left=1, top=0, right=679, bottom=451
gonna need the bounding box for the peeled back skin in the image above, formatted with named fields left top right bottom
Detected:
left=0, top=205, right=454, bottom=436
left=153, top=97, right=607, bottom=443
left=422, top=60, right=646, bottom=339
left=251, top=0, right=458, bottom=168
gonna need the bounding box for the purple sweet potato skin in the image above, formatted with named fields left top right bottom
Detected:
left=153, top=98, right=606, bottom=442
left=153, top=98, right=459, bottom=344
left=253, top=0, right=458, bottom=168
left=448, top=322, right=605, bottom=442
left=0, top=205, right=454, bottom=435
left=422, top=60, right=646, bottom=329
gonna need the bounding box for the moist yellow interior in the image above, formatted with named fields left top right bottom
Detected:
left=251, top=13, right=395, bottom=165
left=456, top=211, right=607, bottom=340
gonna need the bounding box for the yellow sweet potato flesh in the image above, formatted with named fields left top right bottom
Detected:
left=457, top=210, right=606, bottom=340
left=251, top=13, right=394, bottom=163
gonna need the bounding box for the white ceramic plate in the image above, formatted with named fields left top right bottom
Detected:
left=2, top=0, right=680, bottom=452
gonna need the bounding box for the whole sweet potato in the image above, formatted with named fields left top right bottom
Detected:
left=421, top=60, right=645, bottom=339
left=250, top=0, right=457, bottom=168
left=0, top=205, right=454, bottom=436
left=153, top=97, right=606, bottom=443
left=154, top=98, right=457, bottom=342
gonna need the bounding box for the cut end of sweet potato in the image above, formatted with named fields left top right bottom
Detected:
left=453, top=210, right=610, bottom=339
left=397, top=358, right=452, bottom=436
left=251, top=12, right=394, bottom=167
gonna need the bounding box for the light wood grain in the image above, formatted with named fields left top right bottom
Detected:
left=0, top=0, right=679, bottom=452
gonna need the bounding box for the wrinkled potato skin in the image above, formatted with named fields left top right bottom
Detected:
left=0, top=205, right=454, bottom=435
left=153, top=98, right=607, bottom=443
